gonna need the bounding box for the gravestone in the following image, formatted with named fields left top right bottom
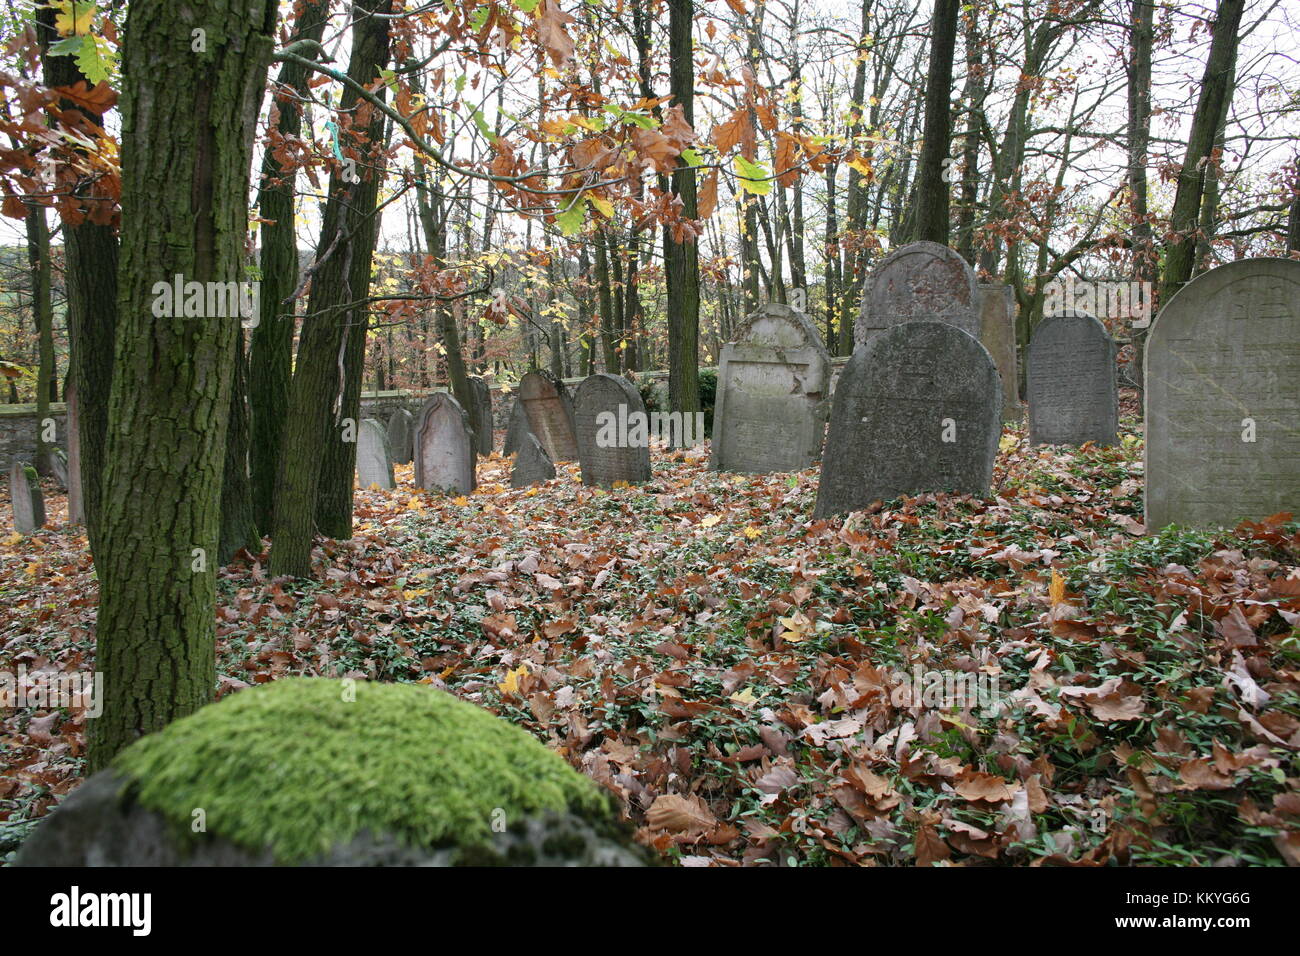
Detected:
left=979, top=284, right=1022, bottom=421
left=387, top=408, right=414, bottom=465
left=51, top=449, right=69, bottom=491
left=815, top=321, right=1001, bottom=518
left=65, top=379, right=83, bottom=525
left=356, top=418, right=395, bottom=491
left=10, top=460, right=45, bottom=534
left=856, top=241, right=980, bottom=342
left=1145, top=258, right=1300, bottom=530
left=413, top=393, right=477, bottom=495
left=518, top=371, right=578, bottom=461
left=502, top=396, right=530, bottom=457
left=1026, top=310, right=1118, bottom=446
left=573, top=373, right=652, bottom=487
left=709, top=303, right=831, bottom=473
left=469, top=377, right=493, bottom=455
left=510, top=433, right=556, bottom=489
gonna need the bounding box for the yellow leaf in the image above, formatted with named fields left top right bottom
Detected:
left=700, top=514, right=721, bottom=528
left=1049, top=570, right=1066, bottom=607
left=452, top=496, right=469, bottom=507
left=524, top=487, right=540, bottom=497
left=2, top=532, right=21, bottom=546
left=999, top=433, right=1018, bottom=453
left=730, top=687, right=757, bottom=706
left=498, top=664, right=529, bottom=696
left=406, top=496, right=424, bottom=511
left=743, top=526, right=761, bottom=540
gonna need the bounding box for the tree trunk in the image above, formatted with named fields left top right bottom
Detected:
left=220, top=330, right=259, bottom=564
left=249, top=0, right=329, bottom=535
left=36, top=4, right=118, bottom=553
left=88, top=0, right=275, bottom=770
left=911, top=0, right=959, bottom=244
left=24, top=206, right=55, bottom=476
left=270, top=0, right=393, bottom=577
left=1158, top=0, right=1244, bottom=305
left=664, top=0, right=701, bottom=418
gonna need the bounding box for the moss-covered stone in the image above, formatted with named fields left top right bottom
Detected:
left=19, top=678, right=643, bottom=866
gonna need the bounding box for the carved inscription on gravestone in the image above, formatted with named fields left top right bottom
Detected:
left=1027, top=310, right=1117, bottom=446
left=815, top=321, right=1001, bottom=518
left=1145, top=258, right=1300, bottom=529
left=710, top=304, right=831, bottom=474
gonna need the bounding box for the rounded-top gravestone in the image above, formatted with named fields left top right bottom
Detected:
left=815, top=321, right=1001, bottom=518
left=858, top=240, right=980, bottom=342
left=468, top=377, right=494, bottom=455
left=1027, top=310, right=1117, bottom=446
left=387, top=407, right=415, bottom=465
left=1145, top=257, right=1300, bottom=530
left=573, top=373, right=652, bottom=487
left=355, top=418, right=395, bottom=491
left=413, top=393, right=477, bottom=495
left=710, top=303, right=831, bottom=474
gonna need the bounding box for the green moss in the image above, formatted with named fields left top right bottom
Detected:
left=112, top=678, right=614, bottom=864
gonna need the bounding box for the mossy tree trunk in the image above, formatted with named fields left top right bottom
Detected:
left=87, top=0, right=275, bottom=771
left=219, top=333, right=259, bottom=565
left=249, top=0, right=330, bottom=535
left=271, top=0, right=393, bottom=576
left=36, top=4, right=118, bottom=550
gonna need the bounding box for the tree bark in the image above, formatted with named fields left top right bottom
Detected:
left=35, top=3, right=118, bottom=552
left=88, top=0, right=275, bottom=770
left=1158, top=0, right=1244, bottom=305
left=664, top=0, right=701, bottom=418
left=270, top=0, right=394, bottom=576
left=24, top=206, right=55, bottom=475
left=249, top=0, right=329, bottom=535
left=911, top=0, right=959, bottom=244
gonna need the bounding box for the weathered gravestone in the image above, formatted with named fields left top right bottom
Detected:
left=510, top=433, right=556, bottom=489
left=65, top=379, right=83, bottom=525
left=51, top=449, right=69, bottom=491
left=709, top=303, right=831, bottom=473
left=1026, top=310, right=1118, bottom=446
left=574, top=373, right=652, bottom=487
left=9, top=460, right=45, bottom=534
left=856, top=240, right=980, bottom=343
left=979, top=284, right=1022, bottom=421
left=15, top=678, right=646, bottom=866
left=356, top=418, right=395, bottom=491
left=503, top=396, right=530, bottom=457
left=518, top=370, right=578, bottom=461
left=815, top=321, right=1001, bottom=518
left=468, top=377, right=493, bottom=455
left=387, top=407, right=414, bottom=464
left=1145, top=258, right=1300, bottom=530
left=413, top=393, right=477, bottom=495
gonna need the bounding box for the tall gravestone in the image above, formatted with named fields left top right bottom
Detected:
left=710, top=304, right=831, bottom=473
left=979, top=284, right=1022, bottom=421
left=511, top=433, right=556, bottom=489
left=468, top=377, right=494, bottom=455
left=51, top=449, right=69, bottom=491
left=518, top=371, right=578, bottom=461
left=387, top=407, right=414, bottom=465
left=815, top=321, right=1001, bottom=518
left=1026, top=310, right=1118, bottom=446
left=413, top=394, right=477, bottom=495
left=1145, top=258, right=1300, bottom=529
left=355, top=418, right=395, bottom=491
left=10, top=460, right=45, bottom=534
left=65, top=379, right=83, bottom=525
left=856, top=241, right=980, bottom=343
left=573, top=373, right=652, bottom=487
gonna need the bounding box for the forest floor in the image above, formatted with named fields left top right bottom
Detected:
left=3, top=397, right=1299, bottom=866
